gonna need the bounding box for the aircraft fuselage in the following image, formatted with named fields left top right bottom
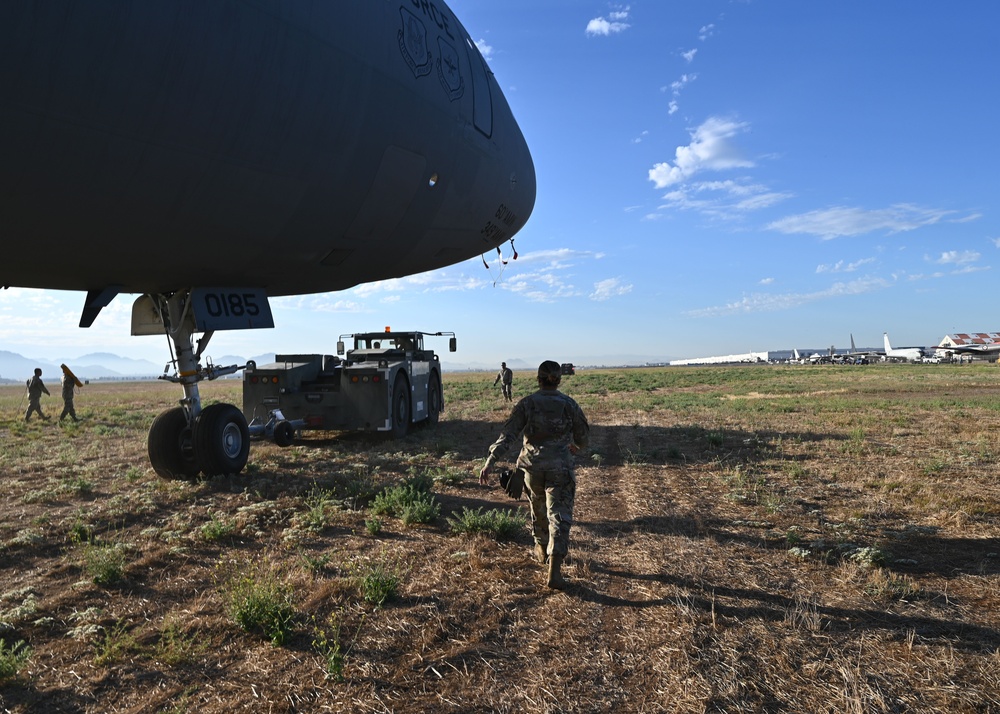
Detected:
left=1, top=0, right=535, bottom=481
left=1, top=0, right=535, bottom=296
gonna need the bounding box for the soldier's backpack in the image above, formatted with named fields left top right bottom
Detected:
left=525, top=394, right=571, bottom=443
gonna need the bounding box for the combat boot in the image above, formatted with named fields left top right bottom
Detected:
left=533, top=543, right=548, bottom=564
left=546, top=554, right=567, bottom=590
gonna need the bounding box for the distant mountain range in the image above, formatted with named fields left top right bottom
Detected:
left=0, top=350, right=669, bottom=384
left=0, top=350, right=275, bottom=384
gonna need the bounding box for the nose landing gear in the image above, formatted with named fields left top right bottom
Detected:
left=139, top=291, right=251, bottom=479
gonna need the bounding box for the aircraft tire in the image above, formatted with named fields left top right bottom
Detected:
left=390, top=373, right=410, bottom=439
left=273, top=419, right=295, bottom=447
left=148, top=406, right=200, bottom=480
left=426, top=372, right=442, bottom=426
left=195, top=403, right=250, bottom=476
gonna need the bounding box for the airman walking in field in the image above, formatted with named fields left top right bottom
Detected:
left=24, top=368, right=51, bottom=421
left=480, top=360, right=589, bottom=589
left=60, top=370, right=79, bottom=422
left=493, top=362, right=513, bottom=402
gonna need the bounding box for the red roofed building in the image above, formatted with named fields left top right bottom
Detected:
left=939, top=333, right=1000, bottom=348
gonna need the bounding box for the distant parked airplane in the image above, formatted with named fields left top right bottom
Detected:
left=845, top=334, right=882, bottom=361
left=883, top=333, right=924, bottom=362
left=792, top=347, right=830, bottom=364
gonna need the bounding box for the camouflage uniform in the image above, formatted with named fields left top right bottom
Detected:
left=493, top=364, right=513, bottom=402
left=25, top=371, right=50, bottom=421
left=60, top=373, right=78, bottom=421
left=483, top=385, right=589, bottom=559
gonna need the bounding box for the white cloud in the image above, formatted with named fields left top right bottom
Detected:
left=732, top=192, right=790, bottom=212
left=337, top=250, right=608, bottom=305
left=694, top=180, right=760, bottom=196
left=688, top=277, right=891, bottom=317
left=815, top=257, right=876, bottom=274
left=671, top=74, right=696, bottom=93
left=662, top=73, right=697, bottom=117
left=510, top=248, right=587, bottom=267
left=759, top=277, right=774, bottom=285
left=586, top=6, right=631, bottom=36
left=475, top=39, right=493, bottom=60
left=649, top=117, right=753, bottom=189
left=275, top=295, right=368, bottom=313
left=682, top=48, right=698, bottom=63
left=657, top=178, right=792, bottom=218
left=699, top=24, right=715, bottom=41
left=586, top=18, right=630, bottom=36
left=991, top=237, right=1000, bottom=248
left=590, top=277, right=633, bottom=301
left=951, top=264, right=991, bottom=275
left=494, top=249, right=620, bottom=302
left=767, top=204, right=954, bottom=240
left=933, top=250, right=980, bottom=265
left=0, top=289, right=152, bottom=357
left=503, top=270, right=582, bottom=302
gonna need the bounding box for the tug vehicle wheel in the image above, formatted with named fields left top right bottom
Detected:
left=274, top=419, right=296, bottom=447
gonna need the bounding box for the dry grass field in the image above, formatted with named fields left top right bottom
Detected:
left=1, top=364, right=999, bottom=713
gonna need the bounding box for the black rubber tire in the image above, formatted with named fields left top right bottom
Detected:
left=273, top=419, right=295, bottom=447
left=390, top=374, right=410, bottom=439
left=194, top=403, right=250, bottom=476
left=426, top=372, right=442, bottom=425
left=148, top=406, right=200, bottom=480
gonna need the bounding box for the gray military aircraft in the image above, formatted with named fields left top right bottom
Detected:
left=1, top=1, right=535, bottom=478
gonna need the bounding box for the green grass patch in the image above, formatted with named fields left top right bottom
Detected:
left=93, top=620, right=140, bottom=666
left=156, top=619, right=209, bottom=667
left=357, top=560, right=402, bottom=606
left=0, top=638, right=31, bottom=682
left=83, top=542, right=129, bottom=586
left=200, top=512, right=237, bottom=541
left=370, top=482, right=440, bottom=526
left=221, top=563, right=296, bottom=646
left=447, top=507, right=528, bottom=540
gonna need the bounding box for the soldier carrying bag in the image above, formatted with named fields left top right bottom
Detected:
left=498, top=468, right=525, bottom=500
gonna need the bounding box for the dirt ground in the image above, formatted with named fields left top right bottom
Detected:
left=1, top=368, right=998, bottom=712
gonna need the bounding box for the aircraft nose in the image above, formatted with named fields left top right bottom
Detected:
left=504, top=118, right=536, bottom=236
left=482, top=87, right=536, bottom=249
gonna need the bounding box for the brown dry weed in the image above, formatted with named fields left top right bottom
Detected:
left=0, top=364, right=998, bottom=713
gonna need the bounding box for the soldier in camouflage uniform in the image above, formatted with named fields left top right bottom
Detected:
left=24, top=368, right=51, bottom=421
left=480, top=360, right=589, bottom=589
left=493, top=362, right=513, bottom=402
left=60, top=371, right=79, bottom=422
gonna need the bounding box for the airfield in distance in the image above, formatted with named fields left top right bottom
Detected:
left=668, top=332, right=1000, bottom=367
left=4, top=333, right=997, bottom=386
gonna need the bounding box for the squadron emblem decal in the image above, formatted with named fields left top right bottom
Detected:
left=398, top=8, right=432, bottom=78
left=436, top=37, right=464, bottom=101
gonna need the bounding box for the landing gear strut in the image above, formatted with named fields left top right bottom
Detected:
left=140, top=291, right=250, bottom=479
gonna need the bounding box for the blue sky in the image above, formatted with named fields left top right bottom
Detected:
left=2, top=1, right=998, bottom=367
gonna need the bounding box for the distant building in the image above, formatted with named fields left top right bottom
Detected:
left=668, top=346, right=880, bottom=366
left=938, top=332, right=1000, bottom=349
left=669, top=351, right=772, bottom=366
